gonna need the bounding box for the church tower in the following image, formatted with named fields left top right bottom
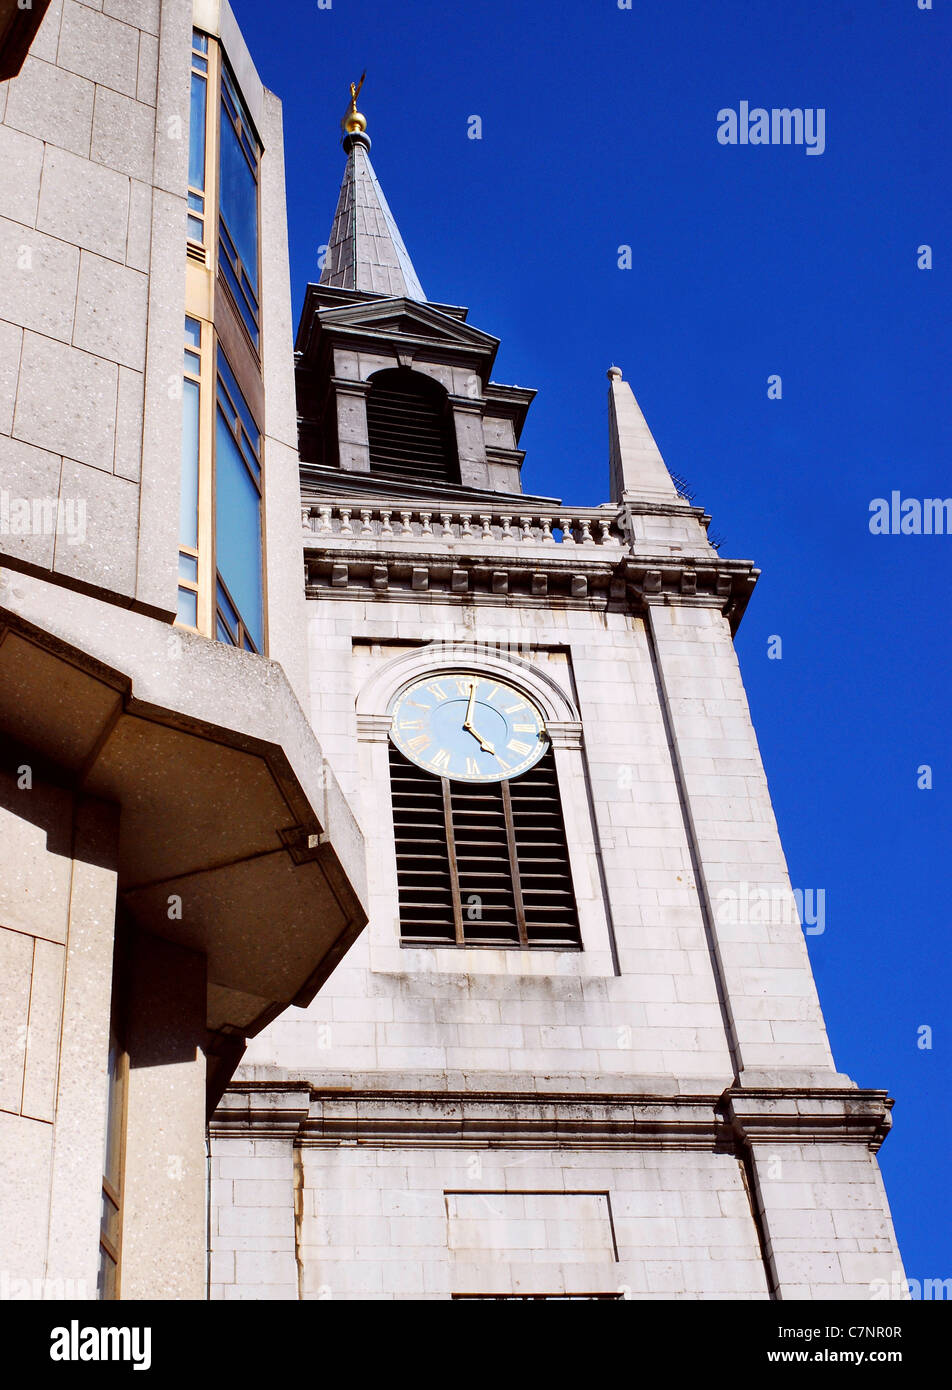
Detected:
left=209, top=92, right=905, bottom=1302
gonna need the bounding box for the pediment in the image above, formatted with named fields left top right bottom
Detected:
left=318, top=297, right=499, bottom=352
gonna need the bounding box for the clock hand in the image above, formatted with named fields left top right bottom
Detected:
left=461, top=681, right=495, bottom=753
left=464, top=722, right=495, bottom=755
left=461, top=722, right=497, bottom=756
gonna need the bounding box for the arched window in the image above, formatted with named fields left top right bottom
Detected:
left=366, top=368, right=460, bottom=485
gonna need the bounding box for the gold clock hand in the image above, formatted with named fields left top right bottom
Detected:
left=463, top=723, right=495, bottom=755
left=461, top=722, right=497, bottom=756
left=462, top=681, right=495, bottom=752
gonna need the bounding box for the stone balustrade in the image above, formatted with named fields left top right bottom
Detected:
left=302, top=502, right=625, bottom=547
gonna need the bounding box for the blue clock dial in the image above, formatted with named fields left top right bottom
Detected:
left=389, top=674, right=548, bottom=783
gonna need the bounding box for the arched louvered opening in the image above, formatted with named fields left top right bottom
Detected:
left=366, top=368, right=460, bottom=485
left=389, top=743, right=581, bottom=949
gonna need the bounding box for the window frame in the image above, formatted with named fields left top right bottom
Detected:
left=179, top=31, right=266, bottom=653
left=217, top=56, right=262, bottom=349
left=187, top=29, right=218, bottom=260
left=213, top=344, right=264, bottom=653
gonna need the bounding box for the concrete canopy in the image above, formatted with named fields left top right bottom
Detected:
left=0, top=575, right=367, bottom=1051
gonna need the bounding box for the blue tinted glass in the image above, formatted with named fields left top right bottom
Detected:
left=219, top=106, right=258, bottom=293
left=188, top=73, right=206, bottom=191
left=178, top=552, right=198, bottom=583
left=222, top=63, right=256, bottom=143
left=192, top=30, right=208, bottom=53
left=215, top=408, right=262, bottom=649
left=185, top=317, right=201, bottom=348
left=180, top=378, right=200, bottom=548
left=217, top=349, right=260, bottom=457
left=176, top=587, right=198, bottom=627
left=216, top=578, right=240, bottom=631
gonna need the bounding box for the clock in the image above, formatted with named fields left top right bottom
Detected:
left=389, top=673, right=548, bottom=783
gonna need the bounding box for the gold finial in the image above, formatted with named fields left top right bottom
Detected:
left=342, top=71, right=367, bottom=134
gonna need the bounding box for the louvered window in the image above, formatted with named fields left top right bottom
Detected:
left=367, top=368, right=460, bottom=485
left=389, top=744, right=581, bottom=948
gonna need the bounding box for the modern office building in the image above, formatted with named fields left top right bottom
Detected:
left=0, top=0, right=905, bottom=1301
left=0, top=0, right=367, bottom=1300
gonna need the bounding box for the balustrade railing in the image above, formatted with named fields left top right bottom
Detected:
left=302, top=503, right=624, bottom=547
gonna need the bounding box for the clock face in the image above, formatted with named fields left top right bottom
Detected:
left=389, top=673, right=548, bottom=783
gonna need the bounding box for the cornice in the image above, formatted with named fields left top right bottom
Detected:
left=210, top=1083, right=895, bottom=1153
left=302, top=544, right=758, bottom=628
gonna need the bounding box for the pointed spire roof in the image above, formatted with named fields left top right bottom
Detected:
left=319, top=81, right=426, bottom=302
left=607, top=366, right=681, bottom=504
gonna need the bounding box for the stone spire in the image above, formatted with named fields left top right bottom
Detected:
left=319, top=77, right=426, bottom=302
left=607, top=366, right=681, bottom=504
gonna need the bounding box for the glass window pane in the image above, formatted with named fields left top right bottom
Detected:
left=180, top=377, right=200, bottom=549
left=193, top=30, right=208, bottom=53
left=184, top=348, right=201, bottom=374
left=178, top=552, right=198, bottom=583
left=219, top=108, right=258, bottom=295
left=176, top=587, right=198, bottom=626
left=217, top=350, right=260, bottom=457
left=216, top=577, right=240, bottom=630
left=188, top=72, right=206, bottom=192
left=185, top=317, right=201, bottom=348
left=215, top=409, right=263, bottom=649
left=187, top=191, right=204, bottom=212
left=192, top=55, right=208, bottom=73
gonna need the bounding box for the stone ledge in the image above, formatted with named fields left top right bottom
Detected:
left=211, top=1079, right=896, bottom=1153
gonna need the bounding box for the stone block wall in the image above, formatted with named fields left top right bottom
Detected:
left=0, top=0, right=189, bottom=617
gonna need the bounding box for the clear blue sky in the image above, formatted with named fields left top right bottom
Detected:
left=230, top=0, right=950, bottom=1288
